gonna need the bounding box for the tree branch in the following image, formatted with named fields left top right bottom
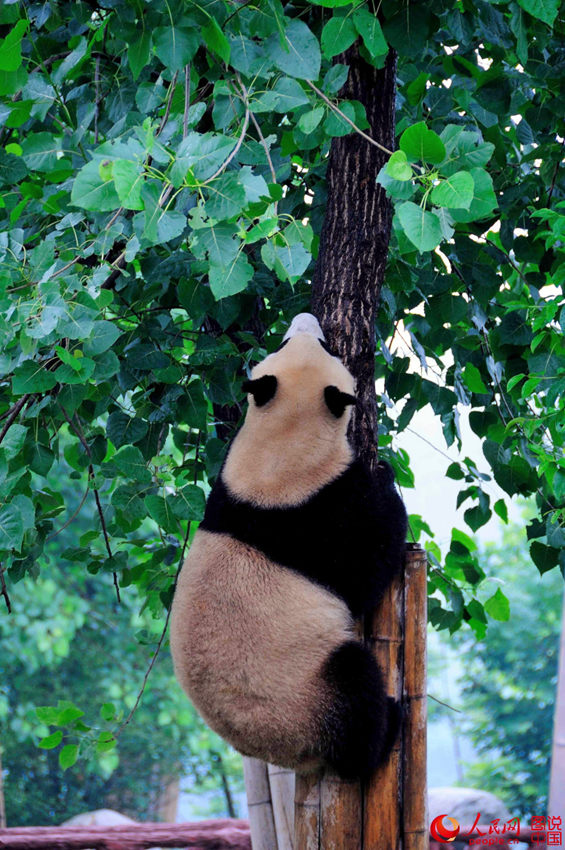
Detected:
left=0, top=396, right=30, bottom=446
left=0, top=564, right=11, bottom=614
left=59, top=405, right=121, bottom=603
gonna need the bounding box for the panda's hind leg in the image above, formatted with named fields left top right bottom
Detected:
left=321, top=640, right=401, bottom=781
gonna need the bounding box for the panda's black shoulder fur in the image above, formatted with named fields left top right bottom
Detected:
left=201, top=459, right=407, bottom=619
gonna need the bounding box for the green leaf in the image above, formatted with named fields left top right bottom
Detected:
left=308, top=0, right=359, bottom=5
left=20, top=133, right=60, bottom=171
left=36, top=706, right=60, bottom=724
left=462, top=363, right=488, bottom=394
left=39, top=731, right=63, bottom=750
left=209, top=252, right=254, bottom=300
left=59, top=744, right=79, bottom=770
left=530, top=541, right=559, bottom=574
left=144, top=494, right=178, bottom=532
left=386, top=150, right=413, bottom=181
left=298, top=106, right=325, bottom=134
left=399, top=122, right=446, bottom=165
left=128, top=32, right=151, bottom=80
left=493, top=499, right=508, bottom=523
left=84, top=321, right=122, bottom=356
left=0, top=20, right=28, bottom=72
left=452, top=527, right=477, bottom=552
left=1, top=424, right=27, bottom=460
left=100, top=703, right=116, bottom=722
left=430, top=171, right=475, bottom=210
left=323, top=64, right=349, bottom=94
left=111, top=445, right=151, bottom=481
left=203, top=18, right=230, bottom=64
left=106, top=412, right=148, bottom=448
left=112, top=160, right=144, bottom=210
left=269, top=21, right=321, bottom=81
left=12, top=361, right=57, bottom=395
left=172, top=132, right=236, bottom=184
left=273, top=242, right=311, bottom=280
left=154, top=26, right=200, bottom=73
left=484, top=587, right=510, bottom=622
left=352, top=8, right=388, bottom=62
left=0, top=505, right=24, bottom=551
left=450, top=168, right=497, bottom=223
left=170, top=485, right=206, bottom=521
left=96, top=731, right=116, bottom=754
left=517, top=0, right=559, bottom=25
left=396, top=202, right=442, bottom=252
left=321, top=17, right=358, bottom=59
left=71, top=159, right=120, bottom=212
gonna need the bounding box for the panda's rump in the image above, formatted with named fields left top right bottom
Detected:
left=170, top=529, right=354, bottom=767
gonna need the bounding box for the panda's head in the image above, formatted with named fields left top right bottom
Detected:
left=242, top=313, right=357, bottom=435
left=223, top=314, right=356, bottom=505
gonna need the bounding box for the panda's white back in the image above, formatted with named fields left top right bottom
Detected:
left=170, top=528, right=353, bottom=770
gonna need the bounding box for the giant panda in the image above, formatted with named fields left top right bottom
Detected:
left=170, top=313, right=407, bottom=780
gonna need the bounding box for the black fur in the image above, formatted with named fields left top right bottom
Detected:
left=324, top=385, right=357, bottom=418
left=242, top=375, right=278, bottom=407
left=321, top=641, right=401, bottom=780
left=201, top=459, right=407, bottom=619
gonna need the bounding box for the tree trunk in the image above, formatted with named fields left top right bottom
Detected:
left=312, top=46, right=397, bottom=469
left=294, top=44, right=427, bottom=850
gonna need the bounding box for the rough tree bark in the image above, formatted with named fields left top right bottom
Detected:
left=293, top=45, right=428, bottom=850
left=312, top=47, right=397, bottom=467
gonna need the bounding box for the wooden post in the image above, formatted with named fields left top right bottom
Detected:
left=403, top=544, right=428, bottom=850
left=294, top=547, right=428, bottom=850
left=267, top=765, right=295, bottom=850
left=243, top=758, right=278, bottom=850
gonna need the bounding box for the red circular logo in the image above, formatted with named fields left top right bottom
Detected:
left=430, top=814, right=461, bottom=843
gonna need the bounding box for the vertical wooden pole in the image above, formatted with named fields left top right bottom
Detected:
left=267, top=765, right=295, bottom=850
left=294, top=772, right=320, bottom=850
left=403, top=544, right=428, bottom=850
left=363, top=572, right=405, bottom=850
left=243, top=757, right=278, bottom=850
left=294, top=547, right=428, bottom=850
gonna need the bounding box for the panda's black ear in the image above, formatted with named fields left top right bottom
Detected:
left=324, top=385, right=357, bottom=418
left=243, top=375, right=278, bottom=407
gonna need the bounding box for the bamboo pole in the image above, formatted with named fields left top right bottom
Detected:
left=243, top=757, right=278, bottom=850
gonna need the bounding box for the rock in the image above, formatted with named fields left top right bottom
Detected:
left=62, top=809, right=136, bottom=827
left=429, top=787, right=513, bottom=849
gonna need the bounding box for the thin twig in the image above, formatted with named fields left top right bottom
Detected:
left=206, top=101, right=250, bottom=183
left=249, top=112, right=277, bottom=179
left=0, top=564, right=11, bottom=614
left=59, top=405, right=121, bottom=602
left=305, top=79, right=394, bottom=156
left=0, top=396, right=29, bottom=446
left=158, top=70, right=178, bottom=135
left=94, top=55, right=101, bottom=144
left=183, top=64, right=191, bottom=138
left=428, top=693, right=462, bottom=713
left=117, top=432, right=201, bottom=731
left=46, top=480, right=90, bottom=542
left=118, top=516, right=193, bottom=732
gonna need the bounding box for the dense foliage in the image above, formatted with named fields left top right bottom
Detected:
left=0, top=0, right=563, bottom=771
left=433, top=521, right=561, bottom=815
left=0, top=468, right=243, bottom=824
